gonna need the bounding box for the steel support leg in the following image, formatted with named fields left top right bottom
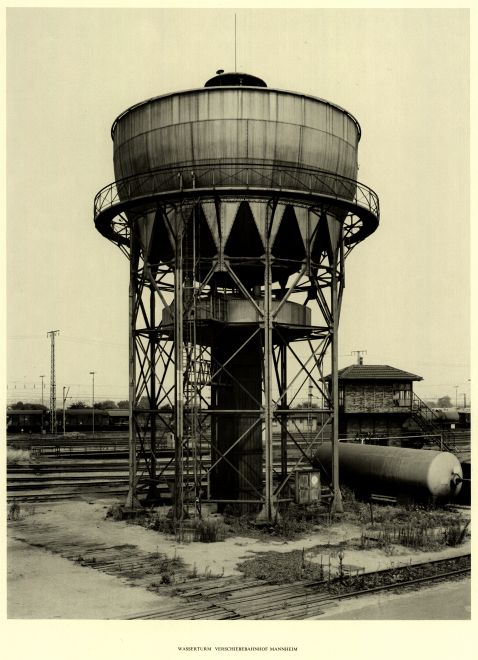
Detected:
left=257, top=252, right=277, bottom=522
left=125, top=227, right=140, bottom=509
left=280, top=343, right=288, bottom=482
left=174, top=241, right=185, bottom=521
left=147, top=282, right=158, bottom=502
left=330, top=246, right=343, bottom=515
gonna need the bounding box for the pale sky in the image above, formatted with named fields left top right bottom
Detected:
left=6, top=7, right=470, bottom=407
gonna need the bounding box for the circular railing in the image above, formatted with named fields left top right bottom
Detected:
left=94, top=162, right=379, bottom=247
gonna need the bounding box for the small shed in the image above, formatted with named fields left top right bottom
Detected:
left=325, top=363, right=423, bottom=442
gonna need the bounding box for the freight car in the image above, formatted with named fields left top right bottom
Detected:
left=6, top=409, right=46, bottom=433
left=6, top=408, right=130, bottom=433
left=314, top=441, right=463, bottom=503
left=431, top=407, right=471, bottom=430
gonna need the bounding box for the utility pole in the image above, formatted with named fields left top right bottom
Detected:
left=40, top=375, right=45, bottom=407
left=47, top=330, right=59, bottom=433
left=90, top=371, right=96, bottom=437
left=40, top=374, right=45, bottom=432
left=454, top=385, right=458, bottom=408
left=62, top=386, right=70, bottom=435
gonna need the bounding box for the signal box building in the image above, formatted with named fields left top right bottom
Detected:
left=326, top=363, right=423, bottom=442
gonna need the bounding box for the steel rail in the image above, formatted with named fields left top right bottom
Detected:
left=122, top=555, right=470, bottom=620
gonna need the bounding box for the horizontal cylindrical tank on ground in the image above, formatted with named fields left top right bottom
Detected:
left=314, top=442, right=463, bottom=501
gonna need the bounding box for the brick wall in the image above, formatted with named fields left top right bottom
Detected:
left=343, top=382, right=411, bottom=413
left=344, top=414, right=409, bottom=437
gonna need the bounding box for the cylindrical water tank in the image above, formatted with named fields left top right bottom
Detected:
left=314, top=442, right=463, bottom=501
left=111, top=79, right=360, bottom=196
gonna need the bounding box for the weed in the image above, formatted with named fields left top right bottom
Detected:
left=444, top=520, right=470, bottom=546
left=105, top=504, right=123, bottom=521
left=7, top=448, right=31, bottom=465
left=237, top=549, right=325, bottom=584
left=361, top=506, right=470, bottom=551
left=160, top=571, right=172, bottom=585
left=192, top=517, right=226, bottom=543
left=8, top=502, right=21, bottom=521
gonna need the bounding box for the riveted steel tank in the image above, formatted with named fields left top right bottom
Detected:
left=111, top=75, right=360, bottom=193
left=107, top=73, right=369, bottom=293
left=314, top=442, right=463, bottom=501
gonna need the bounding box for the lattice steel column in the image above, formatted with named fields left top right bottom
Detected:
left=330, top=246, right=344, bottom=514
left=47, top=329, right=59, bottom=434
left=125, top=224, right=140, bottom=509
left=257, top=247, right=275, bottom=522
left=174, top=231, right=185, bottom=521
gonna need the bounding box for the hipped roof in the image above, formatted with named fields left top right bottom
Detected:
left=324, top=364, right=423, bottom=381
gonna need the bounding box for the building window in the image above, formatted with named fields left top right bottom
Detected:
left=393, top=383, right=411, bottom=406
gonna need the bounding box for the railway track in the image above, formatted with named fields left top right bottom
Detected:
left=7, top=445, right=205, bottom=502
left=124, top=554, right=471, bottom=620
left=7, top=450, right=300, bottom=503
left=8, top=507, right=470, bottom=620
left=8, top=432, right=471, bottom=504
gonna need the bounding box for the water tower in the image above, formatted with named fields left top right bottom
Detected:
left=94, top=71, right=379, bottom=520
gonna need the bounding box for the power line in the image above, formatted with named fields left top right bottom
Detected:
left=8, top=334, right=126, bottom=349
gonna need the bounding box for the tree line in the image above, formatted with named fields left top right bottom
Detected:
left=7, top=395, right=457, bottom=411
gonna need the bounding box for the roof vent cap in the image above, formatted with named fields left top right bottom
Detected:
left=204, top=71, right=267, bottom=88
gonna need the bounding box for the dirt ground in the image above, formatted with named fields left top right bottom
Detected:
left=6, top=496, right=471, bottom=619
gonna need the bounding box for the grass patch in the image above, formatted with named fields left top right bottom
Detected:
left=7, top=448, right=31, bottom=465
left=8, top=501, right=21, bottom=521
left=191, top=518, right=226, bottom=543
left=141, top=512, right=226, bottom=543
left=236, top=548, right=325, bottom=584
left=7, top=501, right=37, bottom=521
left=360, top=505, right=470, bottom=551
left=223, top=503, right=331, bottom=541
left=105, top=504, right=124, bottom=521
left=147, top=553, right=186, bottom=587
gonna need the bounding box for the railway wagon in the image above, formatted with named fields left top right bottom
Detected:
left=6, top=408, right=128, bottom=433
left=6, top=409, right=46, bottom=433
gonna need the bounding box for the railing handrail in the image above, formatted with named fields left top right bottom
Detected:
left=94, top=161, right=380, bottom=221
left=412, top=393, right=458, bottom=452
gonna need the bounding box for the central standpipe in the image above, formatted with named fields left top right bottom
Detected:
left=94, top=71, right=379, bottom=520
left=211, top=331, right=262, bottom=508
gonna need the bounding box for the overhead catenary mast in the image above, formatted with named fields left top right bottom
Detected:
left=47, top=330, right=60, bottom=433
